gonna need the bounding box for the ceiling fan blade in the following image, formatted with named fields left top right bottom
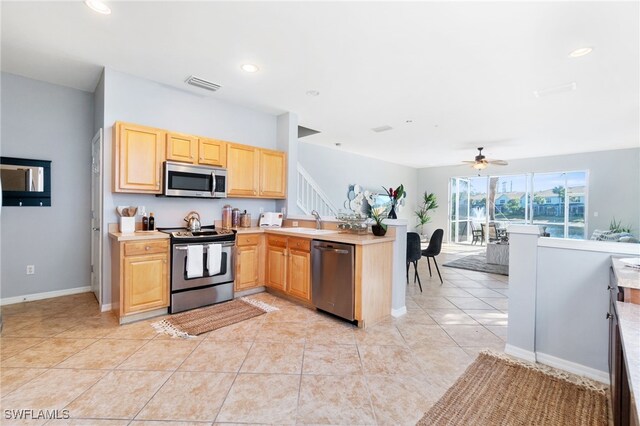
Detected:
left=461, top=160, right=477, bottom=164
left=488, top=159, right=508, bottom=165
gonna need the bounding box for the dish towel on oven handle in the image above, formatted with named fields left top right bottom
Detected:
left=207, top=243, right=222, bottom=276
left=186, top=245, right=204, bottom=279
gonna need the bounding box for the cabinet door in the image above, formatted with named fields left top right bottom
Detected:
left=288, top=248, right=311, bottom=301
left=227, top=144, right=259, bottom=197
left=199, top=138, right=227, bottom=167
left=166, top=132, right=198, bottom=163
left=266, top=245, right=287, bottom=291
left=114, top=122, right=165, bottom=193
left=236, top=244, right=260, bottom=291
left=259, top=149, right=287, bottom=198
left=122, top=253, right=169, bottom=314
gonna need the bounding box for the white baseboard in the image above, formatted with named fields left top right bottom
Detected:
left=391, top=306, right=407, bottom=317
left=504, top=344, right=536, bottom=363
left=536, top=352, right=610, bottom=384
left=101, top=303, right=112, bottom=312
left=1, top=286, right=92, bottom=306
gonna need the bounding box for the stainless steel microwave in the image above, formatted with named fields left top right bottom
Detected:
left=163, top=161, right=227, bottom=198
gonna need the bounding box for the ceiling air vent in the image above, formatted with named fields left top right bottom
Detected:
left=185, top=75, right=221, bottom=92
left=372, top=125, right=393, bottom=133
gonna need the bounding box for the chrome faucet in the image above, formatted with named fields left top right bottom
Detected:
left=311, top=210, right=322, bottom=230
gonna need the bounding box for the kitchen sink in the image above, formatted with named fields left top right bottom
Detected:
left=269, top=227, right=339, bottom=235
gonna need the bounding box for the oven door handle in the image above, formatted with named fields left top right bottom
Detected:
left=174, top=242, right=234, bottom=250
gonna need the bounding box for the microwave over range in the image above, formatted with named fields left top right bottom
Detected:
left=162, top=161, right=227, bottom=198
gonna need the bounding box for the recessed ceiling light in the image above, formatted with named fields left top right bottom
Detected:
left=84, top=0, right=111, bottom=15
left=306, top=90, right=320, bottom=97
left=241, top=64, right=259, bottom=73
left=568, top=47, right=593, bottom=58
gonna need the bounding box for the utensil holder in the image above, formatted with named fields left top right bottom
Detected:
left=119, top=217, right=135, bottom=233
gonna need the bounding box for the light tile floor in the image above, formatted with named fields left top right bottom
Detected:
left=0, top=244, right=508, bottom=425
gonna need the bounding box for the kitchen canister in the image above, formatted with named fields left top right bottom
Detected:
left=119, top=217, right=135, bottom=233
left=221, top=205, right=232, bottom=230
left=232, top=208, right=240, bottom=228
left=240, top=211, right=251, bottom=228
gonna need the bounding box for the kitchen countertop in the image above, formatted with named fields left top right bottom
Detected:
left=616, top=300, right=640, bottom=422
left=612, top=256, right=640, bottom=290
left=108, top=230, right=169, bottom=242
left=234, top=227, right=395, bottom=245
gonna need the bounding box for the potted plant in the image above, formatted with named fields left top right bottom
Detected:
left=383, top=184, right=406, bottom=219
left=370, top=206, right=388, bottom=236
left=415, top=191, right=438, bottom=236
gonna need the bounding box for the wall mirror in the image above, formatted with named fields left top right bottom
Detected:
left=0, top=157, right=51, bottom=206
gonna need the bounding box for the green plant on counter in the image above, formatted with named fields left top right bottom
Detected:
left=610, top=217, right=632, bottom=233
left=415, top=191, right=438, bottom=234
left=370, top=206, right=388, bottom=231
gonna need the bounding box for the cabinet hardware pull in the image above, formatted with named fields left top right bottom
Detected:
left=606, top=313, right=613, bottom=320
left=145, top=246, right=150, bottom=251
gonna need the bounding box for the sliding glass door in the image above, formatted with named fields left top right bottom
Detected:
left=450, top=178, right=470, bottom=243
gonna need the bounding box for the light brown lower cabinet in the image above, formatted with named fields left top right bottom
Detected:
left=266, top=235, right=311, bottom=302
left=111, top=238, right=169, bottom=322
left=235, top=233, right=264, bottom=292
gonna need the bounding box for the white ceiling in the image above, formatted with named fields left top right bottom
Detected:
left=2, top=1, right=638, bottom=168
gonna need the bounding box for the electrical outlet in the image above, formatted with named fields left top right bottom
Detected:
left=259, top=207, right=264, bottom=214
left=138, top=206, right=146, bottom=216
left=292, top=221, right=299, bottom=227
left=26, top=265, right=35, bottom=275
left=593, top=212, right=599, bottom=217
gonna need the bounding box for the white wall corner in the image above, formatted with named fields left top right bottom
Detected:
left=536, top=352, right=610, bottom=384
left=504, top=344, right=537, bottom=363
left=391, top=306, right=407, bottom=317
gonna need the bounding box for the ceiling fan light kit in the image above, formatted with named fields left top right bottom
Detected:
left=463, top=147, right=508, bottom=170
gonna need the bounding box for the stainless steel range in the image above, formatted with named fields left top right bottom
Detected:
left=158, top=225, right=235, bottom=313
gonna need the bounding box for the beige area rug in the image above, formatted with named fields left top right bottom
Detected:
left=417, top=351, right=608, bottom=426
left=152, top=297, right=278, bottom=338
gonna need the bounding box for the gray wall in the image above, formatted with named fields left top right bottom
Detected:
left=1, top=72, right=94, bottom=298
left=417, top=148, right=640, bottom=240
left=100, top=68, right=279, bottom=306
left=535, top=246, right=611, bottom=373
left=298, top=141, right=419, bottom=226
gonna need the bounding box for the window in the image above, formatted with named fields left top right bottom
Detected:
left=448, top=170, right=588, bottom=242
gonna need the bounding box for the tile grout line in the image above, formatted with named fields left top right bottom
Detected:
left=128, top=328, right=214, bottom=423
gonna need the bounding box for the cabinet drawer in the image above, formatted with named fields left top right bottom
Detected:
left=124, top=239, right=169, bottom=256
left=237, top=234, right=260, bottom=247
left=289, top=237, right=311, bottom=252
left=267, top=235, right=288, bottom=248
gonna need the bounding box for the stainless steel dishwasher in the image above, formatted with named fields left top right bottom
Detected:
left=311, top=240, right=355, bottom=321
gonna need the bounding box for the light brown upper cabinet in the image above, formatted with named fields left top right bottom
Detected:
left=113, top=122, right=165, bottom=193
left=166, top=132, right=198, bottom=163
left=227, top=144, right=287, bottom=199
left=227, top=143, right=260, bottom=197
left=198, top=138, right=227, bottom=167
left=259, top=149, right=287, bottom=198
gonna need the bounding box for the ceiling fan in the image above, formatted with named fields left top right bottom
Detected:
left=462, top=147, right=508, bottom=170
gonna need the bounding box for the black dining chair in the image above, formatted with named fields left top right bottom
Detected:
left=406, top=232, right=422, bottom=292
left=421, top=229, right=444, bottom=285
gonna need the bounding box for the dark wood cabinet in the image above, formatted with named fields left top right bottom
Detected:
left=609, top=267, right=634, bottom=426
